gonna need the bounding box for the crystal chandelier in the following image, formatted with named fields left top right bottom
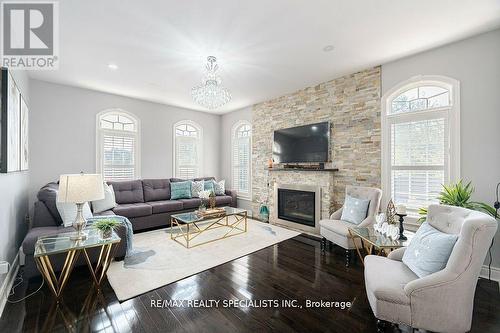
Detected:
left=191, top=56, right=231, bottom=109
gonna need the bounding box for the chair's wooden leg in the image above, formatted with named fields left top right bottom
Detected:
left=376, top=319, right=387, bottom=333
left=345, top=249, right=350, bottom=267
left=321, top=237, right=326, bottom=253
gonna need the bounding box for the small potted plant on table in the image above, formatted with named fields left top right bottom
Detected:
left=92, top=218, right=121, bottom=240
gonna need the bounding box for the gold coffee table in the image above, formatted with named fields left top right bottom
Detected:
left=34, top=229, right=121, bottom=300
left=348, top=226, right=414, bottom=265
left=170, top=206, right=248, bottom=248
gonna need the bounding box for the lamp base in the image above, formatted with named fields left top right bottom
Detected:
left=72, top=202, right=88, bottom=241
left=70, top=231, right=87, bottom=241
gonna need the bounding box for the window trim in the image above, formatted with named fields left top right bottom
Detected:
left=381, top=75, right=460, bottom=221
left=172, top=120, right=203, bottom=179
left=96, top=109, right=141, bottom=180
left=231, top=120, right=252, bottom=200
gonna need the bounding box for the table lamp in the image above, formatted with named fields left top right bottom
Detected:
left=58, top=173, right=105, bottom=240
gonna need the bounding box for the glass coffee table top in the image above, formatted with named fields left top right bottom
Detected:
left=349, top=226, right=413, bottom=249
left=34, top=228, right=121, bottom=257
left=171, top=206, right=248, bottom=224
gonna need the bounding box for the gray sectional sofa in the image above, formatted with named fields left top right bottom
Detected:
left=22, top=177, right=237, bottom=278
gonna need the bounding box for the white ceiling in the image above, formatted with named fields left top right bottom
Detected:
left=29, top=0, right=500, bottom=114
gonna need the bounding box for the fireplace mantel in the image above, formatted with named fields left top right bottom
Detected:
left=267, top=168, right=338, bottom=172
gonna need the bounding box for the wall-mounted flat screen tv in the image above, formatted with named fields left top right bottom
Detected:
left=272, top=122, right=330, bottom=163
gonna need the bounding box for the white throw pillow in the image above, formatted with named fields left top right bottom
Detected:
left=191, top=180, right=204, bottom=198
left=92, top=183, right=117, bottom=213
left=340, top=195, right=370, bottom=224
left=56, top=201, right=93, bottom=227
left=214, top=180, right=225, bottom=196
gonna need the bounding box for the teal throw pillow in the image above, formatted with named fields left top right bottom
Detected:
left=402, top=222, right=458, bottom=278
left=204, top=180, right=215, bottom=194
left=171, top=181, right=192, bottom=200
left=340, top=194, right=370, bottom=224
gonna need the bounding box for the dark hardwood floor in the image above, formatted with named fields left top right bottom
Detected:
left=1, top=235, right=499, bottom=332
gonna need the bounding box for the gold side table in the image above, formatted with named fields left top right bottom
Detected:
left=34, top=228, right=121, bottom=300
left=348, top=226, right=414, bottom=265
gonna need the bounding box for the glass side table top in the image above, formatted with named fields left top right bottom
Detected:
left=349, top=226, right=414, bottom=249
left=34, top=228, right=121, bottom=257
left=171, top=206, right=248, bottom=224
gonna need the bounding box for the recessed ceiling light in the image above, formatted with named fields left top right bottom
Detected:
left=108, top=63, right=118, bottom=70
left=323, top=45, right=335, bottom=52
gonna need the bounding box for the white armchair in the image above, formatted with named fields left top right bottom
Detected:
left=319, top=185, right=382, bottom=266
left=364, top=204, right=498, bottom=332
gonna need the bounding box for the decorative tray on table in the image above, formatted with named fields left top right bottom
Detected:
left=195, top=207, right=226, bottom=218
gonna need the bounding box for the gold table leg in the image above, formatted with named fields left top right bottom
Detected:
left=34, top=249, right=80, bottom=300
left=82, top=243, right=118, bottom=288
left=348, top=229, right=365, bottom=265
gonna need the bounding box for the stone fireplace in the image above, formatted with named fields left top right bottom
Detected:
left=251, top=67, right=382, bottom=230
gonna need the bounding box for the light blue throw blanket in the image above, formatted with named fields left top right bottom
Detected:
left=87, top=215, right=134, bottom=256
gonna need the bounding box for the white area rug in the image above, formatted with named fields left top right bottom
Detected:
left=107, top=219, right=300, bottom=301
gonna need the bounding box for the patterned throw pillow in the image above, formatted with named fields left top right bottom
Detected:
left=214, top=180, right=225, bottom=196
left=402, top=222, right=458, bottom=278
left=171, top=181, right=192, bottom=200
left=340, top=194, right=370, bottom=224
left=191, top=180, right=204, bottom=198
left=204, top=180, right=215, bottom=193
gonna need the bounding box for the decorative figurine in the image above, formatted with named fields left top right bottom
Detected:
left=386, top=199, right=397, bottom=225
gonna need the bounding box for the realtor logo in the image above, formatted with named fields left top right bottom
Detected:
left=1, top=1, right=59, bottom=69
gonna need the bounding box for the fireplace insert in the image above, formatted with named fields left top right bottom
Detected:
left=277, top=188, right=315, bottom=227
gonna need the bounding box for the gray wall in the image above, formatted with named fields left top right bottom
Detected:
left=220, top=107, right=252, bottom=211
left=381, top=28, right=500, bottom=268
left=29, top=80, right=222, bottom=205
left=0, top=71, right=30, bottom=287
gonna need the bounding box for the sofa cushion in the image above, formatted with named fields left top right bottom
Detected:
left=143, top=179, right=171, bottom=202
left=37, top=182, right=62, bottom=223
left=365, top=255, right=418, bottom=305
left=149, top=200, right=183, bottom=214
left=94, top=209, right=116, bottom=216
left=113, top=203, right=152, bottom=218
left=22, top=226, right=71, bottom=255
left=179, top=198, right=202, bottom=209
left=194, top=177, right=215, bottom=182
left=108, top=180, right=144, bottom=204
left=215, top=195, right=232, bottom=206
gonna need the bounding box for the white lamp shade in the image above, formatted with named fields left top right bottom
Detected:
left=58, top=173, right=105, bottom=203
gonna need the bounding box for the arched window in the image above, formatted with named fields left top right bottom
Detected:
left=232, top=121, right=252, bottom=198
left=96, top=110, right=140, bottom=181
left=174, top=120, right=202, bottom=179
left=381, top=76, right=460, bottom=216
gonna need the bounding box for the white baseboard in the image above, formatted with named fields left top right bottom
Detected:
left=479, top=264, right=500, bottom=282
left=0, top=252, right=20, bottom=317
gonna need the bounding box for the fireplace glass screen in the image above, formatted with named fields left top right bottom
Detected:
left=277, top=189, right=315, bottom=227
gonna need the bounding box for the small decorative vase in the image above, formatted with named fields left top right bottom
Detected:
left=99, top=229, right=112, bottom=240
left=259, top=204, right=269, bottom=222
left=209, top=196, right=216, bottom=209
left=199, top=203, right=206, bottom=211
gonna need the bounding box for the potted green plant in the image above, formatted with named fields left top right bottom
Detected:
left=92, top=218, right=121, bottom=239
left=418, top=180, right=496, bottom=222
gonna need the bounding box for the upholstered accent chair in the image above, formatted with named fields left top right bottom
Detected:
left=319, top=185, right=382, bottom=266
left=364, top=204, right=498, bottom=333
